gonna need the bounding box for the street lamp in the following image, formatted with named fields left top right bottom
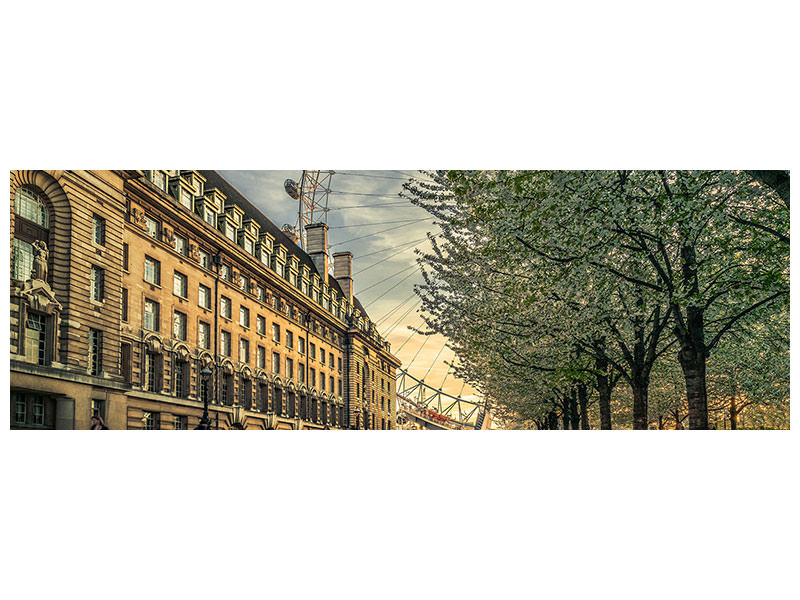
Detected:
left=195, top=367, right=213, bottom=430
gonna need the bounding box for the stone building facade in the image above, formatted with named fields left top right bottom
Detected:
left=10, top=170, right=400, bottom=430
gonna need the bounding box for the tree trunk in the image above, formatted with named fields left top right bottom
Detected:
left=729, top=397, right=738, bottom=430
left=569, top=388, right=579, bottom=430
left=678, top=342, right=709, bottom=429
left=675, top=243, right=710, bottom=430
left=561, top=409, right=569, bottom=431
left=578, top=384, right=589, bottom=430
left=594, top=351, right=612, bottom=430
left=548, top=411, right=559, bottom=430
left=631, top=381, right=648, bottom=430
left=657, top=415, right=663, bottom=430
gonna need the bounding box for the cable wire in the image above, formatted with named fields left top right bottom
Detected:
left=329, top=218, right=423, bottom=230
left=329, top=218, right=430, bottom=248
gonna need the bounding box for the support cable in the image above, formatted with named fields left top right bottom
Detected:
left=329, top=218, right=430, bottom=248
left=374, top=291, right=417, bottom=326
left=360, top=269, right=419, bottom=305
left=421, top=343, right=447, bottom=382
left=405, top=334, right=432, bottom=370
left=381, top=300, right=421, bottom=337
left=356, top=263, right=418, bottom=295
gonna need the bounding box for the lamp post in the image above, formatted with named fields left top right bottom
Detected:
left=195, top=367, right=213, bottom=430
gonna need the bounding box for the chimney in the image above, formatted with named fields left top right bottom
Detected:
left=333, top=251, right=353, bottom=302
left=305, top=223, right=329, bottom=284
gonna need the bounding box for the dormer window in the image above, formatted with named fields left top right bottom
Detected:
left=225, top=223, right=236, bottom=242
left=243, top=237, right=254, bottom=254
left=149, top=170, right=166, bottom=191
left=205, top=210, right=216, bottom=227
left=180, top=188, right=193, bottom=211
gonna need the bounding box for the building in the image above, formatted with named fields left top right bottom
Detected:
left=10, top=170, right=400, bottom=430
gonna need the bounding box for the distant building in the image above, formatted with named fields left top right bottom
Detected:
left=10, top=170, right=400, bottom=430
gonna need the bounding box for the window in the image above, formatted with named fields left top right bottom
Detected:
left=256, top=315, right=266, bottom=335
left=220, top=296, right=231, bottom=319
left=151, top=170, right=166, bottom=190
left=174, top=415, right=187, bottom=430
left=144, top=299, right=159, bottom=331
left=225, top=223, right=236, bottom=242
left=173, top=271, right=188, bottom=298
left=145, top=216, right=160, bottom=239
left=15, top=394, right=26, bottom=424
left=220, top=264, right=231, bottom=281
left=144, top=256, right=160, bottom=285
left=329, top=353, right=335, bottom=369
left=244, top=238, right=254, bottom=254
left=239, top=274, right=248, bottom=292
left=204, top=210, right=216, bottom=227
left=25, top=313, right=47, bottom=365
left=15, top=187, right=49, bottom=227
left=256, top=285, right=266, bottom=302
left=174, top=234, right=187, bottom=256
left=299, top=365, right=305, bottom=384
left=89, top=329, right=103, bottom=375
left=173, top=311, right=187, bottom=341
left=122, top=343, right=132, bottom=383
left=122, top=243, right=129, bottom=271
left=338, top=357, right=342, bottom=373
left=92, top=215, right=105, bottom=245
left=122, top=288, right=128, bottom=322
left=221, top=375, right=233, bottom=406
left=199, top=249, right=210, bottom=270
left=309, top=343, right=316, bottom=361
left=239, top=339, right=249, bottom=364
left=175, top=361, right=189, bottom=398
left=257, top=346, right=266, bottom=369
left=144, top=411, right=160, bottom=430
left=301, top=280, right=309, bottom=295
left=286, top=330, right=294, bottom=349
left=90, top=265, right=104, bottom=302
left=320, top=348, right=326, bottom=364
left=329, top=375, right=334, bottom=394
left=91, top=399, right=105, bottom=420
left=240, top=306, right=250, bottom=328
left=198, top=321, right=210, bottom=349
left=310, top=368, right=316, bottom=388
left=145, top=352, right=161, bottom=392
left=13, top=238, right=34, bottom=281
left=180, top=189, right=193, bottom=210
left=271, top=296, right=279, bottom=310
left=321, top=375, right=325, bottom=391
left=338, top=379, right=342, bottom=397
left=271, top=352, right=280, bottom=375
left=198, top=284, right=211, bottom=309
left=221, top=331, right=231, bottom=357
left=299, top=337, right=306, bottom=355
left=286, top=358, right=294, bottom=380
left=272, top=323, right=280, bottom=343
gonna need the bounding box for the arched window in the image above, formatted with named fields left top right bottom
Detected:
left=13, top=187, right=50, bottom=281
left=15, top=187, right=49, bottom=227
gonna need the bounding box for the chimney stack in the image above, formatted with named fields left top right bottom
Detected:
left=305, top=223, right=329, bottom=284
left=333, top=251, right=353, bottom=302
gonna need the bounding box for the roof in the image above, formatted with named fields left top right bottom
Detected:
left=199, top=171, right=370, bottom=320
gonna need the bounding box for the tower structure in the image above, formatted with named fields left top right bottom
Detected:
left=284, top=170, right=334, bottom=251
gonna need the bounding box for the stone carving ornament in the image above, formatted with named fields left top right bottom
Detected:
left=32, top=240, right=48, bottom=282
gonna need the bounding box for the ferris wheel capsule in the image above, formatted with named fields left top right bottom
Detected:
left=284, top=179, right=300, bottom=200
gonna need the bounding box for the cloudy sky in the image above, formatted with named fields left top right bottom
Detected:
left=219, top=170, right=477, bottom=401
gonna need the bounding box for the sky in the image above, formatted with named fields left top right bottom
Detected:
left=219, top=170, right=477, bottom=402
